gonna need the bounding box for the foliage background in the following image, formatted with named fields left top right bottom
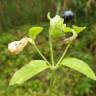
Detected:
left=0, top=0, right=96, bottom=96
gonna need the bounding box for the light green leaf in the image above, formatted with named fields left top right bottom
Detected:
left=61, top=57, right=96, bottom=80
left=47, top=12, right=51, bottom=20
left=73, top=25, right=86, bottom=33
left=63, top=27, right=72, bottom=33
left=29, top=27, right=43, bottom=40
left=10, top=60, right=48, bottom=85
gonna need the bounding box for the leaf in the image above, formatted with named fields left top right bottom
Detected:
left=10, top=60, right=49, bottom=85
left=29, top=27, right=43, bottom=40
left=63, top=27, right=72, bottom=33
left=61, top=57, right=96, bottom=80
left=47, top=12, right=51, bottom=20
left=73, top=25, right=86, bottom=33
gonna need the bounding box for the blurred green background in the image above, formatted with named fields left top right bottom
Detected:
left=0, top=0, right=96, bottom=96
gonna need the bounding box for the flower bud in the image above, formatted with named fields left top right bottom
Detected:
left=50, top=15, right=65, bottom=37
left=8, top=37, right=28, bottom=55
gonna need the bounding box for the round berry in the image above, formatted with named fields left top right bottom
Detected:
left=61, top=11, right=74, bottom=24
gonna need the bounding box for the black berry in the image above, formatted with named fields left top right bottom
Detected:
left=61, top=11, right=74, bottom=25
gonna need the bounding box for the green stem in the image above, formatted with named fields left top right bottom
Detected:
left=56, top=1, right=61, bottom=15
left=56, top=43, right=71, bottom=65
left=34, top=43, right=50, bottom=66
left=49, top=30, right=55, bottom=66
left=56, top=29, right=77, bottom=66
left=29, top=39, right=50, bottom=66
left=49, top=70, right=55, bottom=96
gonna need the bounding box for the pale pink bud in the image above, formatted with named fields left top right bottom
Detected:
left=8, top=37, right=28, bottom=55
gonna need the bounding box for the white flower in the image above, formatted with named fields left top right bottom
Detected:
left=50, top=15, right=64, bottom=27
left=49, top=15, right=66, bottom=37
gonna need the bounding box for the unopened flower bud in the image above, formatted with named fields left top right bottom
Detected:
left=8, top=37, right=28, bottom=55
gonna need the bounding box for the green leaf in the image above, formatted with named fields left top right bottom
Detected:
left=47, top=12, right=51, bottom=20
left=63, top=27, right=72, bottom=33
left=61, top=57, right=96, bottom=80
left=29, top=27, right=43, bottom=40
left=73, top=25, right=86, bottom=33
left=10, top=60, right=48, bottom=85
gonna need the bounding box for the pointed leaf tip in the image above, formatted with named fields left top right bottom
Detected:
left=47, top=12, right=51, bottom=20
left=9, top=60, right=48, bottom=85
left=73, top=25, right=86, bottom=33
left=61, top=57, right=96, bottom=80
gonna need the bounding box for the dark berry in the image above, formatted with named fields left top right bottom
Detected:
left=61, top=11, right=74, bottom=25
